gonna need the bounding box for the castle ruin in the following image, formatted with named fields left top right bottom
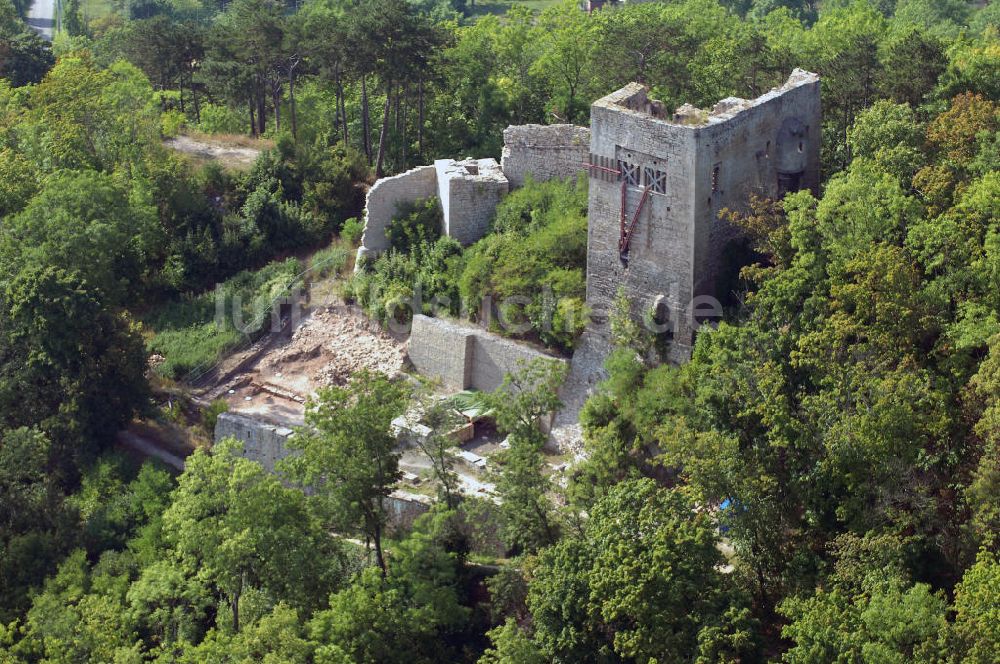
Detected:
left=585, top=69, right=820, bottom=360
left=356, top=125, right=591, bottom=267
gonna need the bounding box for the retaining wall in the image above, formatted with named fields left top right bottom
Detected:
left=408, top=314, right=566, bottom=393
left=215, top=412, right=429, bottom=535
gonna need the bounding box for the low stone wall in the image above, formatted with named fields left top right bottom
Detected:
left=215, top=412, right=295, bottom=474
left=215, top=411, right=429, bottom=535
left=358, top=165, right=437, bottom=262
left=408, top=314, right=566, bottom=393
left=501, top=124, right=590, bottom=188
left=386, top=490, right=432, bottom=535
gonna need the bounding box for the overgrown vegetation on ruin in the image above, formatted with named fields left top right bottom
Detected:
left=0, top=0, right=998, bottom=661
left=347, top=176, right=589, bottom=351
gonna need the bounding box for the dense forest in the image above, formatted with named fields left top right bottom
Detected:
left=0, top=0, right=998, bottom=661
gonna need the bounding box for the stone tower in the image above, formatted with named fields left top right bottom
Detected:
left=585, top=69, right=820, bottom=361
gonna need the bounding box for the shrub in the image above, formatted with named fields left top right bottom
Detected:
left=146, top=258, right=303, bottom=379
left=345, top=236, right=463, bottom=326
left=197, top=103, right=245, bottom=135
left=459, top=176, right=588, bottom=351
left=341, top=217, right=364, bottom=246
left=308, top=244, right=350, bottom=281
left=161, top=109, right=186, bottom=138
left=388, top=197, right=443, bottom=253
left=201, top=399, right=229, bottom=437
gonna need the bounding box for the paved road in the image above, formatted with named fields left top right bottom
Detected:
left=26, top=0, right=56, bottom=41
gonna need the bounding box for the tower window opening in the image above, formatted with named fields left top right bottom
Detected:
left=644, top=166, right=667, bottom=194
left=619, top=160, right=640, bottom=186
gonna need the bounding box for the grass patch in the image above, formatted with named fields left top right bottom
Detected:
left=145, top=258, right=305, bottom=380
left=307, top=242, right=351, bottom=282
left=182, top=130, right=276, bottom=151
left=79, top=0, right=115, bottom=22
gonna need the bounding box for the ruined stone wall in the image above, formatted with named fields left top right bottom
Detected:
left=215, top=412, right=295, bottom=474
left=585, top=71, right=820, bottom=359
left=501, top=124, right=590, bottom=189
left=435, top=159, right=508, bottom=246
left=408, top=314, right=566, bottom=392
left=692, top=70, right=820, bottom=299
left=215, top=412, right=429, bottom=534
left=386, top=490, right=432, bottom=536
left=586, top=83, right=699, bottom=351
left=358, top=165, right=438, bottom=262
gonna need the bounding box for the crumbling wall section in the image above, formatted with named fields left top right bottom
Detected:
left=358, top=165, right=438, bottom=264
left=692, top=70, right=821, bottom=299
left=501, top=124, right=590, bottom=188
left=215, top=412, right=295, bottom=474
left=408, top=314, right=566, bottom=393
left=386, top=491, right=432, bottom=535
left=435, top=159, right=508, bottom=246
left=215, top=412, right=429, bottom=534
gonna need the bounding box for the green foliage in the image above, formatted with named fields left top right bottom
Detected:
left=460, top=176, right=588, bottom=351
left=283, top=371, right=408, bottom=573
left=308, top=243, right=350, bottom=281
left=0, top=170, right=160, bottom=305
left=68, top=454, right=175, bottom=556
left=779, top=533, right=950, bottom=663
left=847, top=99, right=926, bottom=185
left=164, top=439, right=349, bottom=630
left=949, top=550, right=1000, bottom=662
left=1, top=1, right=999, bottom=660
left=346, top=235, right=465, bottom=326
left=308, top=537, right=469, bottom=663
left=0, top=265, right=150, bottom=471
left=200, top=398, right=229, bottom=436
left=197, top=102, right=246, bottom=134
left=145, top=257, right=303, bottom=379
left=161, top=109, right=187, bottom=137
left=0, top=30, right=54, bottom=86
left=340, top=217, right=364, bottom=246
left=487, top=478, right=754, bottom=662
left=484, top=360, right=564, bottom=553
left=388, top=197, right=443, bottom=253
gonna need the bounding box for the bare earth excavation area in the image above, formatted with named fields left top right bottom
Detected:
left=200, top=304, right=407, bottom=426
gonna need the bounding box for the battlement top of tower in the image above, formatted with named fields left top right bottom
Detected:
left=592, top=68, right=819, bottom=129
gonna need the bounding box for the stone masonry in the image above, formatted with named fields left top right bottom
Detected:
left=501, top=124, right=590, bottom=188
left=356, top=124, right=590, bottom=268
left=408, top=314, right=566, bottom=393
left=215, top=411, right=296, bottom=474
left=434, top=158, right=509, bottom=246
left=585, top=69, right=820, bottom=361
left=215, top=411, right=429, bottom=535
left=357, top=164, right=438, bottom=264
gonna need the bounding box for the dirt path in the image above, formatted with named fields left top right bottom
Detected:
left=117, top=431, right=186, bottom=471
left=164, top=134, right=262, bottom=168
